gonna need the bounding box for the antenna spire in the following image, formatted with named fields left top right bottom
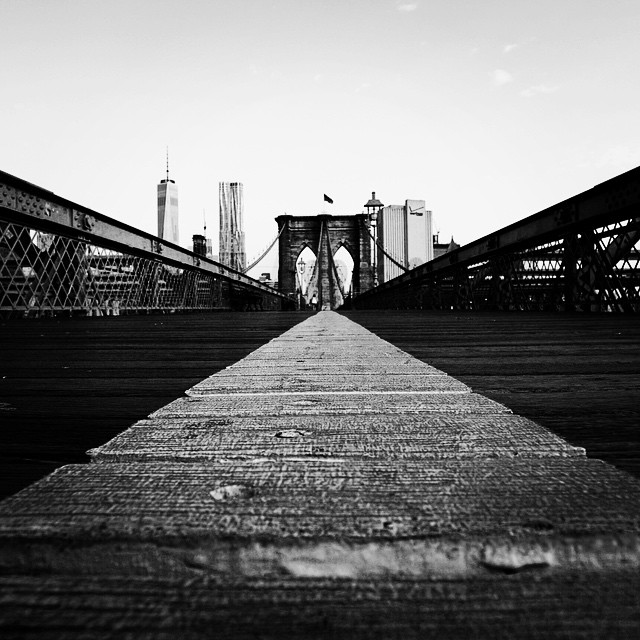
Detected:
left=203, top=208, right=207, bottom=234
left=165, top=147, right=170, bottom=182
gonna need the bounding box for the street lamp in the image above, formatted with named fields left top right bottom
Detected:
left=364, top=191, right=383, bottom=286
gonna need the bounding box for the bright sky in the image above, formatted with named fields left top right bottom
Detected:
left=2, top=0, right=639, bottom=279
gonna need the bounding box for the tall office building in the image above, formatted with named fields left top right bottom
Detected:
left=157, top=157, right=179, bottom=245
left=405, top=199, right=433, bottom=268
left=219, top=182, right=246, bottom=271
left=376, top=199, right=433, bottom=283
left=377, top=205, right=407, bottom=282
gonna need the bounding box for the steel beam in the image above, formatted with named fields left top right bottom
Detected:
left=0, top=169, right=286, bottom=301
left=355, top=166, right=640, bottom=311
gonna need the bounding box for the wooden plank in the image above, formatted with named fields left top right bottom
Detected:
left=187, top=373, right=470, bottom=394
left=343, top=311, right=640, bottom=478
left=151, top=392, right=512, bottom=418
left=2, top=570, right=639, bottom=639
left=1, top=459, right=639, bottom=541
left=0, top=312, right=309, bottom=499
left=89, top=414, right=585, bottom=462
left=2, top=310, right=640, bottom=637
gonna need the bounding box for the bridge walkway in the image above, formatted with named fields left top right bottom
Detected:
left=1, top=311, right=640, bottom=637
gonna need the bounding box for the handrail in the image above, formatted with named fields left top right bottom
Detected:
left=0, top=169, right=286, bottom=300
left=356, top=165, right=640, bottom=300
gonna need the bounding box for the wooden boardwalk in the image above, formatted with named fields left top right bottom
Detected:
left=1, top=311, right=640, bottom=637
left=0, top=312, right=306, bottom=499
left=347, top=310, right=640, bottom=478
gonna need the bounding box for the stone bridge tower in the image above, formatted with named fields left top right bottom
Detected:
left=276, top=214, right=373, bottom=309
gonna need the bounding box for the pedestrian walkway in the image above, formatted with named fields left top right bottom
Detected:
left=1, top=311, right=640, bottom=638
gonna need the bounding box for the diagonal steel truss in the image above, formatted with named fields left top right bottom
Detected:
left=354, top=167, right=640, bottom=312
left=0, top=171, right=287, bottom=318
left=0, top=223, right=231, bottom=316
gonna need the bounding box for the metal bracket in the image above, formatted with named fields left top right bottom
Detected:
left=554, top=203, right=578, bottom=226
left=74, top=211, right=95, bottom=231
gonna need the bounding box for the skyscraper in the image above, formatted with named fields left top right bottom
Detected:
left=376, top=199, right=433, bottom=283
left=377, top=205, right=407, bottom=282
left=157, top=154, right=179, bottom=245
left=405, top=199, right=433, bottom=268
left=219, top=182, right=246, bottom=271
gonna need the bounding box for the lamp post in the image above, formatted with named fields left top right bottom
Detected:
left=364, top=191, right=383, bottom=287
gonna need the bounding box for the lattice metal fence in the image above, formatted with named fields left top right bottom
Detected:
left=0, top=170, right=287, bottom=318
left=453, top=220, right=640, bottom=311
left=0, top=223, right=232, bottom=317
left=353, top=167, right=640, bottom=313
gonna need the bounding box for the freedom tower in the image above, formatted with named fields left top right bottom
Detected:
left=157, top=152, right=179, bottom=245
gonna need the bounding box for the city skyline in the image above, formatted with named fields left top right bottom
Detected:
left=2, top=0, right=639, bottom=281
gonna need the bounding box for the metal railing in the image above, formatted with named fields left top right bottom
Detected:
left=0, top=170, right=290, bottom=318
left=353, top=166, right=640, bottom=312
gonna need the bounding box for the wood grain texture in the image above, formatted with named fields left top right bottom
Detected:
left=0, top=312, right=308, bottom=499
left=152, top=392, right=511, bottom=418
left=343, top=311, right=640, bottom=478
left=2, top=310, right=640, bottom=637
left=2, top=458, right=639, bottom=541
left=90, top=414, right=584, bottom=462
left=2, top=570, right=639, bottom=640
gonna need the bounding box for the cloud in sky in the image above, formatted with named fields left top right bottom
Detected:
left=520, top=84, right=559, bottom=97
left=492, top=69, right=513, bottom=86
left=396, top=2, right=418, bottom=12
left=503, top=43, right=518, bottom=54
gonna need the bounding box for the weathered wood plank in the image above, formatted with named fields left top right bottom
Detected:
left=0, top=312, right=308, bottom=498
left=1, top=459, right=639, bottom=541
left=2, top=310, right=640, bottom=637
left=343, top=311, right=640, bottom=478
left=186, top=373, right=470, bottom=394
left=89, top=414, right=585, bottom=462
left=2, top=570, right=639, bottom=640
left=151, top=392, right=512, bottom=418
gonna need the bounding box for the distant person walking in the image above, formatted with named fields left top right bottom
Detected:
left=310, top=293, right=318, bottom=311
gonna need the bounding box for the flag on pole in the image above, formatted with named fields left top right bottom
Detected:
left=323, top=194, right=333, bottom=204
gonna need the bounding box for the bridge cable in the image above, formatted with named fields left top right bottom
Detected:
left=303, top=221, right=323, bottom=299
left=324, top=230, right=347, bottom=302
left=242, top=224, right=285, bottom=274
left=361, top=220, right=409, bottom=273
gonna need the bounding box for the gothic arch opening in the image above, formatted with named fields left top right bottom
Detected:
left=295, top=246, right=317, bottom=305
left=332, top=244, right=354, bottom=303
left=276, top=213, right=372, bottom=309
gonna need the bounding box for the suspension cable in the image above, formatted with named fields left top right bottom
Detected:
left=243, top=224, right=285, bottom=273
left=325, top=230, right=347, bottom=301
left=361, top=220, right=409, bottom=272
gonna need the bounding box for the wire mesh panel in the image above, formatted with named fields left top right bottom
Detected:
left=360, top=164, right=640, bottom=313
left=0, top=169, right=288, bottom=318
left=0, top=222, right=229, bottom=318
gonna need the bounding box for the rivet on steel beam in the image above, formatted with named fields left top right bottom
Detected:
left=82, top=214, right=95, bottom=231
